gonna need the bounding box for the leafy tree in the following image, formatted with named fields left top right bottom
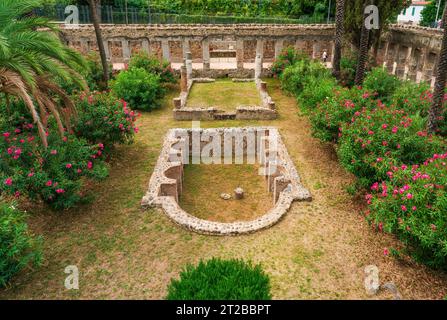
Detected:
left=421, top=0, right=446, bottom=27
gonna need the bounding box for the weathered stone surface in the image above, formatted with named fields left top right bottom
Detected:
left=234, top=188, right=244, bottom=200
left=141, top=127, right=312, bottom=235
left=220, top=193, right=231, bottom=200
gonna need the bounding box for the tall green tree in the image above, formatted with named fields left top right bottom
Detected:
left=421, top=0, right=446, bottom=27
left=428, top=3, right=447, bottom=133
left=332, top=0, right=346, bottom=79
left=0, top=0, right=87, bottom=148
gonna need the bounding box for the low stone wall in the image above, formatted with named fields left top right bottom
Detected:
left=141, top=127, right=312, bottom=235
left=173, top=78, right=277, bottom=121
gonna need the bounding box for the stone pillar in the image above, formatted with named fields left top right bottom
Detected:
left=180, top=66, right=187, bottom=93
left=236, top=39, right=244, bottom=70
left=103, top=40, right=110, bottom=61
left=255, top=53, right=262, bottom=80
left=382, top=41, right=390, bottom=68
left=418, top=48, right=430, bottom=83
left=202, top=38, right=210, bottom=71
left=182, top=38, right=190, bottom=61
left=161, top=39, right=170, bottom=62
left=122, top=39, right=131, bottom=62
left=260, top=81, right=267, bottom=92
left=173, top=98, right=182, bottom=109
left=185, top=52, right=193, bottom=80
left=274, top=39, right=284, bottom=59
left=256, top=39, right=265, bottom=60
left=392, top=44, right=400, bottom=75
left=312, top=41, right=319, bottom=60
left=142, top=39, right=150, bottom=54
left=403, top=46, right=413, bottom=79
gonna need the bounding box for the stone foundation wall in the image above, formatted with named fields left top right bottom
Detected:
left=173, top=77, right=277, bottom=121
left=141, top=127, right=311, bottom=235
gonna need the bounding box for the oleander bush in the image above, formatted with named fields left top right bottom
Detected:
left=339, top=52, right=357, bottom=87
left=111, top=67, right=163, bottom=111
left=309, top=86, right=377, bottom=142
left=128, top=52, right=176, bottom=84
left=337, top=106, right=446, bottom=189
left=366, top=153, right=447, bottom=269
left=73, top=92, right=139, bottom=148
left=0, top=109, right=109, bottom=209
left=166, top=258, right=272, bottom=300
left=0, top=202, right=42, bottom=287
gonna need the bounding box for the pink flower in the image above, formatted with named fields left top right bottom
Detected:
left=378, top=222, right=383, bottom=232
left=401, top=205, right=407, bottom=212
left=382, top=124, right=388, bottom=129
left=3, top=132, right=10, bottom=138
left=14, top=148, right=22, bottom=156
left=376, top=158, right=383, bottom=162
left=46, top=180, right=53, bottom=187
left=14, top=128, right=21, bottom=134
left=368, top=130, right=374, bottom=135
left=66, top=163, right=72, bottom=169
left=4, top=178, right=12, bottom=186
left=134, top=127, right=139, bottom=133
left=431, top=224, right=437, bottom=231
left=77, top=169, right=82, bottom=174
left=87, top=161, right=93, bottom=170
left=412, top=206, right=417, bottom=211
left=28, top=172, right=34, bottom=177
left=383, top=248, right=389, bottom=256
left=406, top=193, right=413, bottom=200
left=50, top=150, right=58, bottom=155
left=98, top=143, right=104, bottom=150
left=63, top=136, right=68, bottom=142
left=392, top=126, right=398, bottom=134
left=14, top=191, right=21, bottom=198
left=56, top=189, right=65, bottom=194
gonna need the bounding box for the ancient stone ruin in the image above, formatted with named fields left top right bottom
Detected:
left=172, top=52, right=277, bottom=121
left=141, top=127, right=312, bottom=235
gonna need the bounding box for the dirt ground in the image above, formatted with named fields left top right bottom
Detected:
left=1, top=79, right=446, bottom=300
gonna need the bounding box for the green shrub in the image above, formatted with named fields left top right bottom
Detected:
left=337, top=106, right=446, bottom=189
left=339, top=52, right=357, bottom=87
left=271, top=47, right=308, bottom=77
left=73, top=92, right=139, bottom=148
left=128, top=52, right=176, bottom=84
left=367, top=152, right=447, bottom=269
left=166, top=258, right=272, bottom=300
left=280, top=59, right=331, bottom=97
left=299, top=77, right=338, bottom=111
left=0, top=202, right=42, bottom=287
left=111, top=67, right=162, bottom=111
left=363, top=67, right=400, bottom=103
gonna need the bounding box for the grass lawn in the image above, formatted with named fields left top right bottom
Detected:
left=1, top=79, right=446, bottom=300
left=180, top=162, right=272, bottom=223
left=186, top=79, right=262, bottom=111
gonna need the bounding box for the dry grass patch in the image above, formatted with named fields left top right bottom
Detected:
left=179, top=162, right=273, bottom=222
left=186, top=79, right=261, bottom=111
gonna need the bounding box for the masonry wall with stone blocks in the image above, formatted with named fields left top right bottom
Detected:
left=141, top=127, right=312, bottom=235
left=60, top=24, right=442, bottom=85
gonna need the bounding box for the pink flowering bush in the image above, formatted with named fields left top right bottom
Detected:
left=337, top=105, right=446, bottom=188
left=366, top=153, right=447, bottom=268
left=73, top=92, right=139, bottom=148
left=310, top=86, right=378, bottom=142
left=363, top=67, right=400, bottom=103
left=0, top=121, right=109, bottom=209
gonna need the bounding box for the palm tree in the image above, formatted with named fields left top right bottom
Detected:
left=428, top=3, right=447, bottom=133
left=332, top=0, right=346, bottom=79
left=354, top=1, right=371, bottom=86
left=88, top=0, right=109, bottom=87
left=0, top=0, right=87, bottom=147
